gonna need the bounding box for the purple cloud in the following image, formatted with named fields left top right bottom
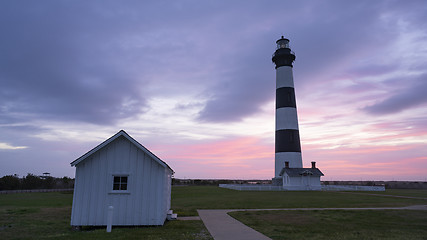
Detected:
left=363, top=74, right=427, bottom=115
left=1, top=0, right=427, bottom=180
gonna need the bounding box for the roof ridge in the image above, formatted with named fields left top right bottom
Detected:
left=70, top=130, right=174, bottom=173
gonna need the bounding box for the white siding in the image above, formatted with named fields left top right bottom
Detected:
left=281, top=175, right=322, bottom=190
left=71, top=136, right=172, bottom=226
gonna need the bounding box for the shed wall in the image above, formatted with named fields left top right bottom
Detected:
left=287, top=175, right=321, bottom=186
left=71, top=136, right=171, bottom=226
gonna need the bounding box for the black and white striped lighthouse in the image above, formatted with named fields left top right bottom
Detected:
left=272, top=36, right=302, bottom=178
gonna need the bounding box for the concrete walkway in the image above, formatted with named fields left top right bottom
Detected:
left=198, top=209, right=271, bottom=240
left=198, top=205, right=427, bottom=240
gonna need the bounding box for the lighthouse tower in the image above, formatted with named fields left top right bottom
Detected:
left=272, top=36, right=302, bottom=180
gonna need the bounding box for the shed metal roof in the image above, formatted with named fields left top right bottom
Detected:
left=70, top=130, right=174, bottom=173
left=279, top=167, right=324, bottom=177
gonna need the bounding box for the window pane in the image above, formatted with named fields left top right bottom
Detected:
left=113, top=183, right=120, bottom=190
left=121, top=183, right=127, bottom=190
left=121, top=177, right=127, bottom=183
left=114, top=176, right=120, bottom=184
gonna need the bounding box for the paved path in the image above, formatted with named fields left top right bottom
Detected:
left=198, top=205, right=427, bottom=240
left=198, top=209, right=271, bottom=240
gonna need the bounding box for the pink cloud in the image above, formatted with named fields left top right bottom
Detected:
left=151, top=137, right=274, bottom=179
left=303, top=143, right=427, bottom=181
left=148, top=128, right=427, bottom=180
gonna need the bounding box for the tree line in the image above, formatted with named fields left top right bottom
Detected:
left=0, top=174, right=74, bottom=191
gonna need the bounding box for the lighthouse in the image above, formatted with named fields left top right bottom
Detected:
left=218, top=36, right=324, bottom=190
left=272, top=36, right=302, bottom=181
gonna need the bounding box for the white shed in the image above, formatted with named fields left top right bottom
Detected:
left=70, top=130, right=174, bottom=227
left=279, top=162, right=324, bottom=190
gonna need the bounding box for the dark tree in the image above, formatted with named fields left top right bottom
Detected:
left=0, top=175, right=21, bottom=190
left=22, top=173, right=43, bottom=189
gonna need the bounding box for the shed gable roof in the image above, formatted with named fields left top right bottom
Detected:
left=70, top=130, right=173, bottom=173
left=279, top=167, right=324, bottom=177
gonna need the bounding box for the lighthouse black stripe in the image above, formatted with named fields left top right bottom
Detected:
left=275, top=129, right=301, bottom=153
left=272, top=48, right=295, bottom=68
left=276, top=87, right=296, bottom=109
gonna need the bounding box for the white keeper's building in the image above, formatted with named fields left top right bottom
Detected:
left=279, top=161, right=324, bottom=190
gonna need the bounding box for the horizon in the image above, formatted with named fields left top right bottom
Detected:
left=1, top=1, right=427, bottom=181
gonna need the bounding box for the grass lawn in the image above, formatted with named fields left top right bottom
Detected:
left=171, top=186, right=427, bottom=216
left=0, top=191, right=211, bottom=240
left=229, top=209, right=427, bottom=240
left=357, top=189, right=427, bottom=198
left=1, top=187, right=426, bottom=239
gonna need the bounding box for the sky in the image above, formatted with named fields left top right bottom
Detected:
left=1, top=0, right=427, bottom=181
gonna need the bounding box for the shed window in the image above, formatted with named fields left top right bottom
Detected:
left=113, top=176, right=128, bottom=190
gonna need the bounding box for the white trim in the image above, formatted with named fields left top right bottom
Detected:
left=111, top=174, right=130, bottom=192
left=111, top=173, right=130, bottom=176
left=108, top=191, right=131, bottom=194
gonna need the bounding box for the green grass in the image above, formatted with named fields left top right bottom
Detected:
left=1, top=187, right=426, bottom=239
left=0, top=192, right=73, bottom=207
left=0, top=191, right=211, bottom=240
left=357, top=189, right=427, bottom=198
left=229, top=209, right=427, bottom=240
left=171, top=186, right=427, bottom=216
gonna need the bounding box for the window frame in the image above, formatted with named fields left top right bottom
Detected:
left=110, top=174, right=130, bottom=194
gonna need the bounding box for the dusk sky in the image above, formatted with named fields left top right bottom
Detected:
left=1, top=0, right=427, bottom=181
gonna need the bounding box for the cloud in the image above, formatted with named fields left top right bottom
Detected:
left=1, top=0, right=427, bottom=180
left=0, top=142, right=28, bottom=150
left=193, top=0, right=415, bottom=123
left=2, top=0, right=417, bottom=125
left=363, top=74, right=427, bottom=115
left=197, top=70, right=275, bottom=122
left=0, top=1, right=153, bottom=125
left=154, top=136, right=274, bottom=179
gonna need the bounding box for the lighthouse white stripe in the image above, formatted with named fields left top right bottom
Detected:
left=276, top=66, right=294, bottom=88
left=275, top=152, right=303, bottom=177
left=275, top=108, right=299, bottom=130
